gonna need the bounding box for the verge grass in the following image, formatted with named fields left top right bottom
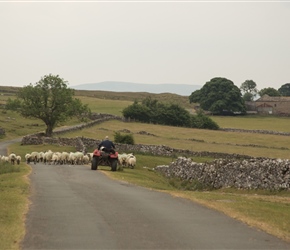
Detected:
left=0, top=163, right=30, bottom=250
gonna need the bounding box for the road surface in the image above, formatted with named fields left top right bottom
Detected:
left=20, top=163, right=290, bottom=250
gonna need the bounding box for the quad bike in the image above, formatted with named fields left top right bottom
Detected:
left=91, top=148, right=118, bottom=171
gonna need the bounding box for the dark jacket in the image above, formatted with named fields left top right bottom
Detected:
left=98, top=139, right=115, bottom=152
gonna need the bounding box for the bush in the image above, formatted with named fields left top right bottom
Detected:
left=191, top=111, right=219, bottom=130
left=122, top=97, right=218, bottom=130
left=114, top=131, right=135, bottom=145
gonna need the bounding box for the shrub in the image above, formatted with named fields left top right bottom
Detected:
left=114, top=131, right=135, bottom=145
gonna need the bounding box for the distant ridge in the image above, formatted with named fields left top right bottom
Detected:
left=71, top=81, right=201, bottom=96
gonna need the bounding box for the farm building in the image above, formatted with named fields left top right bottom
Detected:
left=253, top=95, right=290, bottom=115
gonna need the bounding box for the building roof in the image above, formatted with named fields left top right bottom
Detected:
left=256, top=94, right=290, bottom=102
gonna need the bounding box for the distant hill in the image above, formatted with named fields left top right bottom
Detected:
left=71, top=81, right=201, bottom=96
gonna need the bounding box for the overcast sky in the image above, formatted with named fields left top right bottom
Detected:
left=1, top=1, right=290, bottom=91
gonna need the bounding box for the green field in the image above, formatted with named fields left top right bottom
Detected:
left=1, top=88, right=290, bottom=249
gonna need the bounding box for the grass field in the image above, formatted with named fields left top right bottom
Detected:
left=1, top=88, right=290, bottom=249
left=64, top=119, right=290, bottom=159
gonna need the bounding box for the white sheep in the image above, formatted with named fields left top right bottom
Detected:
left=60, top=152, right=70, bottom=165
left=2, top=156, right=9, bottom=163
left=68, top=152, right=77, bottom=165
left=44, top=150, right=53, bottom=165
left=126, top=153, right=136, bottom=169
left=30, top=151, right=40, bottom=164
left=39, top=152, right=45, bottom=163
left=87, top=153, right=93, bottom=162
left=82, top=155, right=90, bottom=164
left=51, top=153, right=61, bottom=165
left=118, top=153, right=128, bottom=167
left=25, top=153, right=31, bottom=163
left=16, top=155, right=21, bottom=165
left=8, top=153, right=17, bottom=165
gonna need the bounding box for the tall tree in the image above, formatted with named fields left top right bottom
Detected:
left=240, top=80, right=258, bottom=101
left=259, top=87, right=281, bottom=97
left=189, top=77, right=246, bottom=115
left=6, top=74, right=91, bottom=137
left=278, top=83, right=290, bottom=96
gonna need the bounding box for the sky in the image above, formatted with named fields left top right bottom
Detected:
left=1, top=0, right=290, bottom=91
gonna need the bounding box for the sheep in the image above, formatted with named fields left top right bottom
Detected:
left=60, top=152, right=70, bottom=165
left=51, top=153, right=61, bottom=165
left=43, top=150, right=53, bottom=165
left=74, top=151, right=84, bottom=165
left=25, top=153, right=31, bottom=163
left=39, top=152, right=45, bottom=162
left=87, top=153, right=93, bottom=162
left=126, top=153, right=136, bottom=169
left=16, top=155, right=21, bottom=165
left=2, top=156, right=9, bottom=163
left=30, top=151, right=40, bottom=164
left=68, top=152, right=77, bottom=165
left=118, top=153, right=128, bottom=167
left=82, top=155, right=90, bottom=164
left=8, top=153, right=17, bottom=165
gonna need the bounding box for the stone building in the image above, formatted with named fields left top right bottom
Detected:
left=246, top=95, right=290, bottom=115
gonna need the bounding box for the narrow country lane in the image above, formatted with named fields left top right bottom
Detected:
left=20, top=163, right=290, bottom=250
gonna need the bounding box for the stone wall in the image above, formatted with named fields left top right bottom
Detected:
left=155, top=157, right=290, bottom=191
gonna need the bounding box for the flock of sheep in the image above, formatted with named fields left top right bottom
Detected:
left=1, top=150, right=137, bottom=169
left=0, top=153, right=21, bottom=165
left=24, top=150, right=91, bottom=165
left=118, top=153, right=137, bottom=169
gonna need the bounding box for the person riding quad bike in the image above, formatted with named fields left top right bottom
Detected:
left=91, top=136, right=118, bottom=171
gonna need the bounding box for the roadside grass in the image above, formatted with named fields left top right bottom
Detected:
left=0, top=162, right=30, bottom=250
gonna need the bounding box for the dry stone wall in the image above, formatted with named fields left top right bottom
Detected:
left=155, top=157, right=290, bottom=191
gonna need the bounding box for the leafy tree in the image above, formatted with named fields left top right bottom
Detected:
left=259, top=87, right=281, bottom=97
left=6, top=74, right=91, bottom=137
left=278, top=83, right=290, bottom=96
left=242, top=92, right=255, bottom=102
left=122, top=100, right=151, bottom=122
left=240, top=80, right=258, bottom=101
left=189, top=77, right=246, bottom=115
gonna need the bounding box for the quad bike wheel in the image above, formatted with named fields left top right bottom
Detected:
left=91, top=157, right=99, bottom=170
left=110, top=159, right=118, bottom=172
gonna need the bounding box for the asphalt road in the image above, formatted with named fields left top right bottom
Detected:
left=20, top=163, right=290, bottom=250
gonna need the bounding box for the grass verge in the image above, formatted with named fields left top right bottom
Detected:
left=0, top=163, right=30, bottom=250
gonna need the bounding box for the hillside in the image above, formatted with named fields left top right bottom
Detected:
left=74, top=90, right=195, bottom=109
left=71, top=81, right=200, bottom=96
left=0, top=86, right=195, bottom=109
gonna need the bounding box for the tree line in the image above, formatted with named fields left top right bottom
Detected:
left=122, top=97, right=219, bottom=130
